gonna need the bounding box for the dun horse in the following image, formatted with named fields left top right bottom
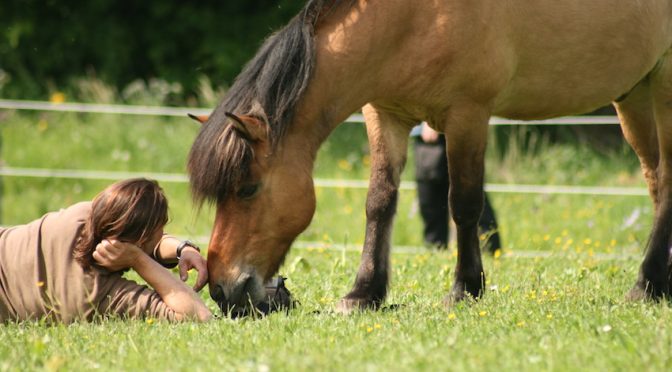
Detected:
left=188, top=0, right=672, bottom=312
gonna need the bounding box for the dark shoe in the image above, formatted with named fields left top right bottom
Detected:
left=229, top=276, right=297, bottom=318
left=257, top=276, right=297, bottom=315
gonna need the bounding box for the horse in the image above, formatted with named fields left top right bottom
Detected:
left=188, top=0, right=672, bottom=313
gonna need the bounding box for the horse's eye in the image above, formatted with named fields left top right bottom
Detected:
left=237, top=183, right=260, bottom=199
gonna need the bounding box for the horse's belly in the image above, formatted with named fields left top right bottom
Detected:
left=487, top=0, right=672, bottom=119
left=491, top=69, right=642, bottom=120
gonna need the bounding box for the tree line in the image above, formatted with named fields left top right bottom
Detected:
left=0, top=0, right=305, bottom=100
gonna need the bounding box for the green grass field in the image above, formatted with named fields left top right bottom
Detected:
left=1, top=110, right=668, bottom=371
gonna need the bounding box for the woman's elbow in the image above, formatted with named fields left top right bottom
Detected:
left=199, top=311, right=213, bottom=322
left=173, top=305, right=212, bottom=322
left=195, top=306, right=213, bottom=322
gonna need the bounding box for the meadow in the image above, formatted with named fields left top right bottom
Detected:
left=1, top=108, right=669, bottom=371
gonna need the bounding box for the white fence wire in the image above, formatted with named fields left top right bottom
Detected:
left=0, top=99, right=643, bottom=198
left=0, top=167, right=649, bottom=197
left=0, top=99, right=621, bottom=125
left=0, top=99, right=648, bottom=258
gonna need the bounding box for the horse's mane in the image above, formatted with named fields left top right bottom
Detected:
left=188, top=0, right=354, bottom=205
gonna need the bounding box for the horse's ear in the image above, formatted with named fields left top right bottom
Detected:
left=188, top=113, right=209, bottom=124
left=225, top=112, right=267, bottom=142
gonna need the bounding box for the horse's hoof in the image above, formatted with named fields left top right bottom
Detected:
left=625, top=285, right=650, bottom=302
left=442, top=289, right=476, bottom=308
left=624, top=284, right=666, bottom=302
left=335, top=297, right=379, bottom=314
left=626, top=279, right=669, bottom=302
left=443, top=279, right=483, bottom=308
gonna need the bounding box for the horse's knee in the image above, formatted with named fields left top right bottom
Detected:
left=365, top=184, right=398, bottom=221
left=450, top=187, right=484, bottom=227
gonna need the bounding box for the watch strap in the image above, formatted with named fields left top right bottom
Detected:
left=176, top=240, right=200, bottom=259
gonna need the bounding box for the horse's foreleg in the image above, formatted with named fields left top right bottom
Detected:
left=441, top=104, right=490, bottom=306
left=337, top=104, right=410, bottom=313
left=628, top=57, right=672, bottom=300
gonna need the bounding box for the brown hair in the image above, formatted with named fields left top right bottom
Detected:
left=74, top=178, right=169, bottom=270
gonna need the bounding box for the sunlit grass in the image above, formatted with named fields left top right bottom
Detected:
left=2, top=250, right=670, bottom=371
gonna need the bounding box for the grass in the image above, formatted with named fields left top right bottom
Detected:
left=2, top=252, right=671, bottom=371
left=0, top=110, right=666, bottom=371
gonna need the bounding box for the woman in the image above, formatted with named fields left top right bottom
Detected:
left=0, top=178, right=212, bottom=323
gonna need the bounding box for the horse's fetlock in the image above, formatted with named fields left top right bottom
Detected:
left=450, top=198, right=483, bottom=227
left=451, top=212, right=480, bottom=229
left=456, top=268, right=485, bottom=292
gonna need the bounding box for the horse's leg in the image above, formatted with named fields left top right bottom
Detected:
left=627, top=56, right=672, bottom=300
left=614, top=84, right=659, bottom=206
left=441, top=103, right=490, bottom=305
left=337, top=104, right=410, bottom=313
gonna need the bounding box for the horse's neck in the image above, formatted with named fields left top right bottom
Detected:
left=287, top=4, right=381, bottom=155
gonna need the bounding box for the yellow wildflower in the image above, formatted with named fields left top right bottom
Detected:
left=337, top=159, right=352, bottom=171
left=50, top=92, right=65, bottom=104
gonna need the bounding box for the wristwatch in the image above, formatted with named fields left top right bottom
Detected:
left=176, top=240, right=200, bottom=259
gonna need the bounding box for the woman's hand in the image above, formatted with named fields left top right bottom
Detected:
left=178, top=247, right=209, bottom=292
left=420, top=122, right=440, bottom=143
left=93, top=239, right=143, bottom=272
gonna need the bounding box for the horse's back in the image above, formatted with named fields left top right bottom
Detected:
left=347, top=0, right=672, bottom=119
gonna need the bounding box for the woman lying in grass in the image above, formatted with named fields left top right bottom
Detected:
left=0, top=178, right=212, bottom=323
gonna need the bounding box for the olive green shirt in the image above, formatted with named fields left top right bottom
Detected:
left=0, top=202, right=176, bottom=323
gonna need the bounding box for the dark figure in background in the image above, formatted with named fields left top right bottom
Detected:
left=414, top=122, right=502, bottom=253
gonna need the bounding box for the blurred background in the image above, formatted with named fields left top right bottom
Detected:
left=0, top=0, right=306, bottom=104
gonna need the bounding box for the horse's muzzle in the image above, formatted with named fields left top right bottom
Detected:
left=210, top=273, right=264, bottom=314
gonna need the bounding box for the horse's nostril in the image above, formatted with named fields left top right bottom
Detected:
left=210, top=283, right=226, bottom=303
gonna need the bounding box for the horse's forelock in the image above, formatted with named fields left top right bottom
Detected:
left=187, top=120, right=253, bottom=206
left=188, top=0, right=357, bottom=205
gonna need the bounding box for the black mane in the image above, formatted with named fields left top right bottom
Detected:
left=188, top=0, right=353, bottom=205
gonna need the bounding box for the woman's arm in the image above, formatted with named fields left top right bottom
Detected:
left=152, top=236, right=208, bottom=292
left=93, top=239, right=212, bottom=322
left=131, top=253, right=211, bottom=321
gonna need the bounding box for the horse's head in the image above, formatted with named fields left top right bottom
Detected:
left=185, top=0, right=352, bottom=313
left=188, top=111, right=316, bottom=313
